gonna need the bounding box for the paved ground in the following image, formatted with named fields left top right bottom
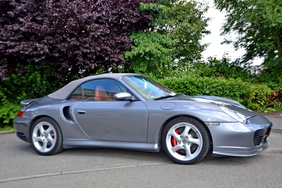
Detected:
left=267, top=113, right=282, bottom=130
left=0, top=114, right=281, bottom=188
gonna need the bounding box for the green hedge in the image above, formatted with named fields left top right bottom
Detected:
left=0, top=64, right=59, bottom=128
left=0, top=101, right=22, bottom=125
left=1, top=74, right=281, bottom=129
left=159, top=76, right=277, bottom=111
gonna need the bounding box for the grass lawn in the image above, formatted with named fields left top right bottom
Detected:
left=0, top=126, right=15, bottom=132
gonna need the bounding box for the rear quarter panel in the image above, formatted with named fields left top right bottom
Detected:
left=18, top=99, right=90, bottom=143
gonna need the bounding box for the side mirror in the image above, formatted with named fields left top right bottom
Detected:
left=114, top=92, right=133, bottom=101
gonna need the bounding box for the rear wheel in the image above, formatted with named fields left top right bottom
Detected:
left=162, top=117, right=210, bottom=164
left=31, top=117, right=63, bottom=155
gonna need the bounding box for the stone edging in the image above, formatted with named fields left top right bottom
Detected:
left=0, top=131, right=15, bottom=135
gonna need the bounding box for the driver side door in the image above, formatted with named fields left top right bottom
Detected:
left=70, top=79, right=149, bottom=142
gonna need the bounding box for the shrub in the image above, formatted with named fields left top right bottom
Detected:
left=188, top=57, right=252, bottom=80
left=0, top=64, right=58, bottom=128
left=159, top=75, right=276, bottom=111
left=0, top=101, right=21, bottom=128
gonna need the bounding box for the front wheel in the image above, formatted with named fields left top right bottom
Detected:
left=31, top=117, right=63, bottom=155
left=162, top=117, right=210, bottom=164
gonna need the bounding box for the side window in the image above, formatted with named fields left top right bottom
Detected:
left=69, top=79, right=128, bottom=101
left=82, top=81, right=96, bottom=101
left=69, top=86, right=83, bottom=100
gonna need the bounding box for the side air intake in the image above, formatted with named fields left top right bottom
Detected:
left=62, top=106, right=75, bottom=124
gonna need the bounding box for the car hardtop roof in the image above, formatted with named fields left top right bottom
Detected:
left=48, top=73, right=141, bottom=100
left=80, top=73, right=140, bottom=81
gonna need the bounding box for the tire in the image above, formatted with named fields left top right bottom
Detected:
left=162, top=117, right=210, bottom=164
left=30, top=117, right=63, bottom=155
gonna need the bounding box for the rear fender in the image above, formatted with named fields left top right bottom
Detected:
left=20, top=99, right=39, bottom=106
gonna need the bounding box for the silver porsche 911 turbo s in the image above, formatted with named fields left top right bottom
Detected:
left=13, top=73, right=272, bottom=164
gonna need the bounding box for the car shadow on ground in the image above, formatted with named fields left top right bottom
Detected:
left=63, top=147, right=171, bottom=162
left=54, top=147, right=265, bottom=165
left=12, top=141, right=266, bottom=166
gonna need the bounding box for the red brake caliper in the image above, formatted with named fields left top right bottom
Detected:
left=171, top=129, right=179, bottom=153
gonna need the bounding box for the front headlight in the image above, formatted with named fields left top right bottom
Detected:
left=219, top=105, right=250, bottom=124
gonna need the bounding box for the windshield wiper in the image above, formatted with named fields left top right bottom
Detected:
left=154, top=94, right=180, bottom=100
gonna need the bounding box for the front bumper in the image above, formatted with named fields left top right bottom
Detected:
left=208, top=114, right=272, bottom=157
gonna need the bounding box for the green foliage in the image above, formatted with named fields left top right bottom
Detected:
left=214, top=0, right=282, bottom=82
left=126, top=0, right=210, bottom=76
left=0, top=101, right=21, bottom=127
left=158, top=75, right=277, bottom=111
left=189, top=57, right=252, bottom=80
left=140, top=3, right=168, bottom=25
left=0, top=88, right=22, bottom=128
left=0, top=63, right=59, bottom=127
left=0, top=125, right=14, bottom=132
left=1, top=64, right=59, bottom=101
left=259, top=59, right=282, bottom=86
left=125, top=31, right=175, bottom=78
left=162, top=0, right=210, bottom=65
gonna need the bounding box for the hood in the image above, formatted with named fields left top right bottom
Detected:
left=164, top=94, right=257, bottom=117
left=191, top=96, right=243, bottom=107
left=164, top=94, right=241, bottom=106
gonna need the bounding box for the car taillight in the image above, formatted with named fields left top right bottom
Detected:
left=17, top=111, right=24, bottom=117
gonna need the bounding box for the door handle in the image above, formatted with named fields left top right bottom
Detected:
left=77, top=110, right=86, bottom=114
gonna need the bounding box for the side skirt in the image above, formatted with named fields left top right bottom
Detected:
left=63, top=139, right=161, bottom=152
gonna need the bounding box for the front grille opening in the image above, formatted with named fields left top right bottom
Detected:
left=253, top=129, right=264, bottom=146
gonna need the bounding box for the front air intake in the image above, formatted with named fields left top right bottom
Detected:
left=253, top=129, right=264, bottom=146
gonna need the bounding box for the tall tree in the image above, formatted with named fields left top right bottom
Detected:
left=162, top=0, right=209, bottom=66
left=0, top=0, right=155, bottom=83
left=214, top=0, right=282, bottom=81
left=125, top=0, right=210, bottom=77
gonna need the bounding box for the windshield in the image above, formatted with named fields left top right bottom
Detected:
left=123, top=75, right=176, bottom=100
